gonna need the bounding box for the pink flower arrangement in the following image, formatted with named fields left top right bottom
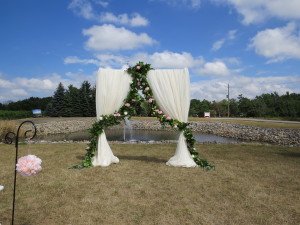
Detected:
left=16, top=155, right=42, bottom=177
left=158, top=110, right=163, bottom=114
left=166, top=116, right=171, bottom=120
left=147, top=98, right=154, bottom=103
left=114, top=113, right=121, bottom=117
left=145, top=87, right=150, bottom=91
left=125, top=103, right=130, bottom=107
left=136, top=65, right=141, bottom=70
left=137, top=82, right=141, bottom=86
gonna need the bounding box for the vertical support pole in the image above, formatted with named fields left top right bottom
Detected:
left=227, top=83, right=230, bottom=118
left=4, top=121, right=36, bottom=225
left=11, top=133, right=19, bottom=225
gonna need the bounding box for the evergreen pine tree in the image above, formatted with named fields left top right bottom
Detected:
left=90, top=85, right=96, bottom=117
left=52, top=82, right=66, bottom=117
left=44, top=102, right=53, bottom=116
left=68, top=85, right=82, bottom=117
left=62, top=86, right=72, bottom=117
left=80, top=81, right=92, bottom=117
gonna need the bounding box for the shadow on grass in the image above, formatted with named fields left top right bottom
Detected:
left=76, top=155, right=84, bottom=160
left=277, top=152, right=300, bottom=158
left=118, top=155, right=166, bottom=163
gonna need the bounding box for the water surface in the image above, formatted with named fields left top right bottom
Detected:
left=36, top=129, right=243, bottom=143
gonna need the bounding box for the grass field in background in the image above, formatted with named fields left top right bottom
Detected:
left=0, top=120, right=18, bottom=141
left=0, top=143, right=299, bottom=225
left=189, top=118, right=300, bottom=129
left=0, top=110, right=32, bottom=120
left=133, top=116, right=300, bottom=129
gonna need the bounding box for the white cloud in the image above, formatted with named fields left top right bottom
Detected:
left=223, top=57, right=241, bottom=65
left=130, top=51, right=204, bottom=68
left=212, top=29, right=237, bottom=51
left=190, top=75, right=300, bottom=101
left=68, top=0, right=148, bottom=27
left=100, top=13, right=149, bottom=27
left=0, top=79, right=14, bottom=88
left=0, top=71, right=99, bottom=102
left=212, top=40, right=225, bottom=51
left=14, top=78, right=58, bottom=91
left=197, top=61, right=231, bottom=76
left=66, top=51, right=204, bottom=69
left=151, top=0, right=201, bottom=9
left=1, top=75, right=60, bottom=97
left=11, top=89, right=29, bottom=96
left=83, top=24, right=156, bottom=51
left=64, top=56, right=99, bottom=65
left=68, top=0, right=97, bottom=20
left=95, top=54, right=127, bottom=67
left=65, top=71, right=96, bottom=84
left=249, top=22, right=300, bottom=62
left=96, top=0, right=109, bottom=8
left=213, top=0, right=300, bottom=25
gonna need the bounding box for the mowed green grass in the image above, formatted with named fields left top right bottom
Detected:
left=132, top=116, right=300, bottom=129
left=0, top=143, right=299, bottom=225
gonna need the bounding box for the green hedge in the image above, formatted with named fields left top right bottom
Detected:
left=0, top=110, right=32, bottom=120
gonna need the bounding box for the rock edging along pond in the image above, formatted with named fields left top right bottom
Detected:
left=27, top=118, right=299, bottom=146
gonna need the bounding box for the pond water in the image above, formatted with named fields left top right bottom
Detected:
left=36, top=129, right=244, bottom=143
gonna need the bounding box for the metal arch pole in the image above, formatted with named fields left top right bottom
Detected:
left=4, top=120, right=36, bottom=225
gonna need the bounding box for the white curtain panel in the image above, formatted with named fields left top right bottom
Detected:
left=147, top=69, right=197, bottom=167
left=92, top=69, right=132, bottom=167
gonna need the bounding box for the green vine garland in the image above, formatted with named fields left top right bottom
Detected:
left=71, top=62, right=214, bottom=170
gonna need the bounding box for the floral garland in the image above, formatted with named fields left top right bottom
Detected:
left=72, top=62, right=214, bottom=170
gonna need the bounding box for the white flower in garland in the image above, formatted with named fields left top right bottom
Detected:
left=0, top=185, right=4, bottom=191
left=99, top=116, right=103, bottom=120
left=124, top=111, right=128, bottom=115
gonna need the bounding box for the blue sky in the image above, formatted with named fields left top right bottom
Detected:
left=1, top=0, right=300, bottom=103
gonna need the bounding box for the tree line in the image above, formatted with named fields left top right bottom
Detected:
left=1, top=81, right=299, bottom=119
left=0, top=97, right=52, bottom=111
left=189, top=92, right=300, bottom=118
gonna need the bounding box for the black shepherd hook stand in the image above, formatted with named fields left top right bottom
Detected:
left=4, top=120, right=37, bottom=225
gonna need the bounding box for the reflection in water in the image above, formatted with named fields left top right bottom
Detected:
left=36, top=129, right=243, bottom=143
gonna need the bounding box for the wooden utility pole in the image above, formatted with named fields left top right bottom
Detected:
left=227, top=83, right=230, bottom=117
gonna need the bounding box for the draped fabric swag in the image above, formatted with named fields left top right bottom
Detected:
left=93, top=67, right=196, bottom=167
left=147, top=69, right=196, bottom=167
left=92, top=69, right=132, bottom=167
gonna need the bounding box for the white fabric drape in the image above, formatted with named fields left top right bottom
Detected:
left=92, top=69, right=132, bottom=167
left=147, top=69, right=197, bottom=167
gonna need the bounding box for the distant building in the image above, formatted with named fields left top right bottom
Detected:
left=204, top=112, right=210, bottom=118
left=32, top=109, right=42, bottom=117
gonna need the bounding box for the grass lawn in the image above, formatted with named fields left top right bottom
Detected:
left=132, top=116, right=300, bottom=130
left=189, top=118, right=300, bottom=130
left=0, top=143, right=299, bottom=225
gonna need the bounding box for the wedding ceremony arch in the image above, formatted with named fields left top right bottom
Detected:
left=74, top=62, right=213, bottom=170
